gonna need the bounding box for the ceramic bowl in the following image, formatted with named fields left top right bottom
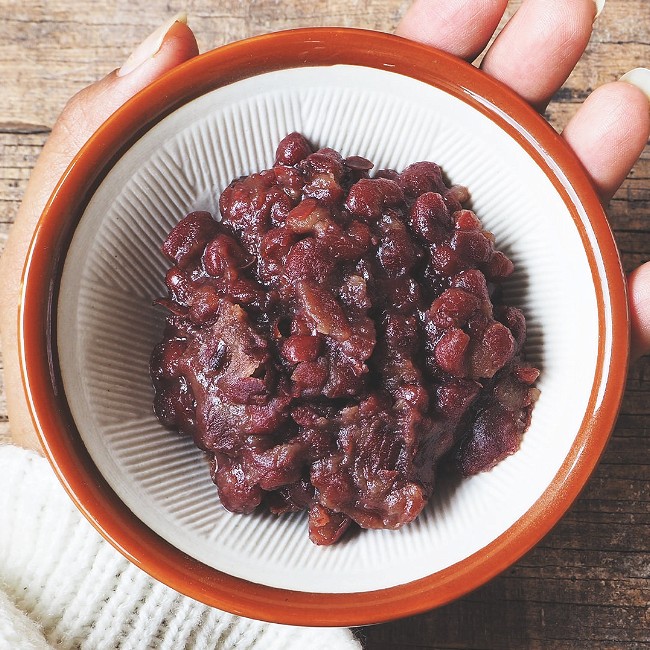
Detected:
left=19, top=28, right=628, bottom=626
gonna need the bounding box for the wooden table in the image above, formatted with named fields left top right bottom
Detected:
left=1, top=1, right=648, bottom=647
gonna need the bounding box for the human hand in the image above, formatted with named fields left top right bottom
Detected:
left=0, top=14, right=199, bottom=450
left=397, top=0, right=650, bottom=356
left=1, top=2, right=648, bottom=454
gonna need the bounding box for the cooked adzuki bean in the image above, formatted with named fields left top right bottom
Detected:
left=151, top=133, right=539, bottom=545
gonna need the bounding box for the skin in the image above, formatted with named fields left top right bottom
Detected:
left=1, top=0, right=649, bottom=451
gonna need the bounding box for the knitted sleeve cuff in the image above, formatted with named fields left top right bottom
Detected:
left=0, top=588, right=52, bottom=650
left=0, top=445, right=361, bottom=649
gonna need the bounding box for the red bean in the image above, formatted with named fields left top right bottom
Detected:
left=162, top=211, right=219, bottom=268
left=274, top=131, right=313, bottom=166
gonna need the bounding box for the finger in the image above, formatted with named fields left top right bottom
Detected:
left=0, top=15, right=199, bottom=451
left=38, top=16, right=199, bottom=213
left=481, top=0, right=597, bottom=111
left=396, top=0, right=509, bottom=61
left=561, top=74, right=650, bottom=360
left=562, top=77, right=650, bottom=203
left=629, top=262, right=650, bottom=360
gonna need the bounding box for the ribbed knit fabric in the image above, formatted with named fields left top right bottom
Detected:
left=0, top=445, right=362, bottom=650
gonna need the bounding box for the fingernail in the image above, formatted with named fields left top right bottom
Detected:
left=593, top=0, right=605, bottom=20
left=118, top=12, right=188, bottom=77
left=619, top=68, right=650, bottom=103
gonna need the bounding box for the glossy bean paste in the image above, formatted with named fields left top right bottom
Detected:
left=150, top=133, right=539, bottom=545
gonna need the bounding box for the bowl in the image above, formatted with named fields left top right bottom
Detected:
left=19, top=27, right=628, bottom=626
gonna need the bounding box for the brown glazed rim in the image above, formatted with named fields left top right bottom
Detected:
left=20, top=28, right=628, bottom=626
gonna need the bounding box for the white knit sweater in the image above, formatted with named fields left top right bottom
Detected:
left=0, top=445, right=361, bottom=650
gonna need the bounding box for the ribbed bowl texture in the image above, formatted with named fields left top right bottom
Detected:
left=57, top=65, right=598, bottom=593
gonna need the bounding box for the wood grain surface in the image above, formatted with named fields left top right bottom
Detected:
left=1, top=1, right=648, bottom=648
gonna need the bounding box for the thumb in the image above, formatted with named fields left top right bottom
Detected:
left=31, top=14, right=199, bottom=219
left=0, top=14, right=199, bottom=451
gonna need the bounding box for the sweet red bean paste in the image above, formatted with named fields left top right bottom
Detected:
left=150, top=133, right=539, bottom=545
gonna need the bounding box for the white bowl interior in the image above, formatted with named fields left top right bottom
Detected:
left=58, top=65, right=598, bottom=593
